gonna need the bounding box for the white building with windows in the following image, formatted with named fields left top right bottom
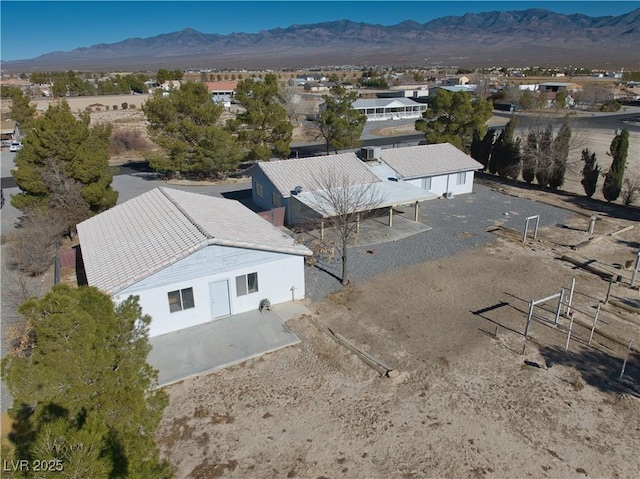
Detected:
left=77, top=188, right=311, bottom=337
left=350, top=97, right=428, bottom=121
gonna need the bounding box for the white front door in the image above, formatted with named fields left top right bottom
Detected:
left=209, top=280, right=231, bottom=319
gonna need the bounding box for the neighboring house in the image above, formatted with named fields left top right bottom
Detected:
left=77, top=188, right=311, bottom=337
left=538, top=82, right=581, bottom=93
left=304, top=82, right=330, bottom=92
left=249, top=143, right=482, bottom=226
left=204, top=80, right=238, bottom=106
left=443, top=75, right=471, bottom=86
left=376, top=143, right=484, bottom=197
left=350, top=98, right=428, bottom=121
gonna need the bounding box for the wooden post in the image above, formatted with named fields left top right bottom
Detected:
left=290, top=285, right=296, bottom=301
left=320, top=220, right=324, bottom=240
left=588, top=304, right=601, bottom=345
left=388, top=206, right=393, bottom=227
left=356, top=214, right=360, bottom=234
left=414, top=201, right=419, bottom=221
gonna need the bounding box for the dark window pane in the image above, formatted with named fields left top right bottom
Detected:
left=181, top=288, right=195, bottom=309
left=168, top=290, right=182, bottom=313
left=247, top=272, right=258, bottom=293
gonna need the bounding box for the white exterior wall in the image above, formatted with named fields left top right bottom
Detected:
left=115, top=247, right=306, bottom=338
left=404, top=171, right=476, bottom=197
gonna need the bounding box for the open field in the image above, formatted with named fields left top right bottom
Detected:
left=157, top=187, right=640, bottom=478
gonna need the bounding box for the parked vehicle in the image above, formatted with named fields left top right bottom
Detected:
left=9, top=141, right=23, bottom=152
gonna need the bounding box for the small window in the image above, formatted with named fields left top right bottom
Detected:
left=456, top=172, right=467, bottom=186
left=236, top=272, right=258, bottom=297
left=272, top=191, right=281, bottom=207
left=168, top=287, right=195, bottom=313
left=421, top=177, right=432, bottom=190
left=255, top=182, right=264, bottom=198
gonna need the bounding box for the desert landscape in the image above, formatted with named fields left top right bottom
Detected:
left=157, top=205, right=639, bottom=478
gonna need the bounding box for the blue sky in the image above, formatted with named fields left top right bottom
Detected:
left=1, top=1, right=637, bottom=61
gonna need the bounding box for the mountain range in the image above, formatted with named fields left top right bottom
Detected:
left=3, top=8, right=639, bottom=72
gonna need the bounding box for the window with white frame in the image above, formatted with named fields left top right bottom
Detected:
left=272, top=191, right=281, bottom=207
left=236, top=272, right=258, bottom=296
left=255, top=182, right=264, bottom=198
left=421, top=177, right=432, bottom=190
left=456, top=172, right=467, bottom=186
left=168, top=287, right=195, bottom=313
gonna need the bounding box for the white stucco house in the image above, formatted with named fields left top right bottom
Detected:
left=350, top=97, right=428, bottom=121
left=249, top=143, right=482, bottom=227
left=376, top=143, right=483, bottom=197
left=77, top=187, right=312, bottom=337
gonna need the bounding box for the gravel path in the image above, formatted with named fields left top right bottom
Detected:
left=304, top=184, right=573, bottom=302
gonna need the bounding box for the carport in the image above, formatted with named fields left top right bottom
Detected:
left=291, top=180, right=438, bottom=239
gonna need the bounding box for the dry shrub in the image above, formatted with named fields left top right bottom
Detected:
left=571, top=372, right=584, bottom=391
left=109, top=128, right=152, bottom=155
left=6, top=209, right=59, bottom=276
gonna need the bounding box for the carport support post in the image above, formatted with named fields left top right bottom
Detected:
left=356, top=214, right=360, bottom=234
left=320, top=220, right=324, bottom=240
left=388, top=206, right=393, bottom=227
left=554, top=289, right=565, bottom=325
left=414, top=201, right=419, bottom=221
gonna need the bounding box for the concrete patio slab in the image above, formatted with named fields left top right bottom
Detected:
left=149, top=304, right=308, bottom=387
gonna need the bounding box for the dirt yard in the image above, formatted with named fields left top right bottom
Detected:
left=157, top=189, right=640, bottom=478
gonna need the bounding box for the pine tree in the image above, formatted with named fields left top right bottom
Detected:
left=232, top=73, right=293, bottom=160
left=549, top=116, right=571, bottom=189
left=602, top=129, right=629, bottom=202
left=313, top=86, right=367, bottom=154
left=478, top=128, right=495, bottom=171
left=580, top=148, right=600, bottom=198
left=2, top=285, right=173, bottom=478
left=522, top=132, right=538, bottom=184
left=494, top=117, right=520, bottom=179
left=415, top=89, right=493, bottom=153
left=535, top=123, right=554, bottom=188
left=143, top=81, right=243, bottom=177
left=8, top=88, right=36, bottom=130
left=11, top=101, right=117, bottom=213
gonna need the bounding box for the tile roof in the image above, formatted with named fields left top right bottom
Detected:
left=77, top=188, right=311, bottom=295
left=252, top=153, right=380, bottom=197
left=380, top=143, right=484, bottom=179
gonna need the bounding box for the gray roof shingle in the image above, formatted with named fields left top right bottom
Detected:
left=380, top=143, right=483, bottom=179
left=77, top=188, right=311, bottom=295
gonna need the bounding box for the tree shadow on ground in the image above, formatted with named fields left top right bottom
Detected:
left=539, top=344, right=640, bottom=397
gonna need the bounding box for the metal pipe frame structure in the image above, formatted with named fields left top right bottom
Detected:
left=522, top=214, right=540, bottom=243
left=524, top=290, right=563, bottom=338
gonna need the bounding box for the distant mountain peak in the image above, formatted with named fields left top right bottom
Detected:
left=2, top=8, right=638, bottom=72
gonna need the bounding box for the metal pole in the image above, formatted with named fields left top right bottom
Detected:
left=565, top=277, right=575, bottom=316
left=525, top=300, right=535, bottom=338
left=588, top=212, right=597, bottom=235
left=554, top=289, right=565, bottom=325
left=564, top=313, right=574, bottom=353
left=389, top=207, right=393, bottom=227
left=356, top=214, right=360, bottom=234
left=619, top=339, right=633, bottom=381
left=604, top=275, right=614, bottom=304
left=533, top=214, right=540, bottom=240
left=414, top=201, right=419, bottom=222
left=320, top=220, right=324, bottom=240
left=631, top=249, right=640, bottom=287
left=588, top=304, right=601, bottom=345
left=523, top=217, right=530, bottom=243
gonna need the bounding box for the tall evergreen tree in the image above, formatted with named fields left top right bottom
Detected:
left=232, top=73, right=293, bottom=160
left=415, top=90, right=492, bottom=153
left=549, top=116, right=571, bottom=189
left=143, top=82, right=243, bottom=177
left=602, top=129, right=629, bottom=202
left=477, top=128, right=495, bottom=172
left=493, top=117, right=520, bottom=179
left=580, top=148, right=600, bottom=198
left=2, top=285, right=173, bottom=478
left=8, top=88, right=36, bottom=131
left=11, top=101, right=117, bottom=212
left=313, top=85, right=367, bottom=154
left=522, top=131, right=538, bottom=184
left=534, top=123, right=554, bottom=188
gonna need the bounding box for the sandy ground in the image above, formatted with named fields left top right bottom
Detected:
left=157, top=190, right=640, bottom=478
